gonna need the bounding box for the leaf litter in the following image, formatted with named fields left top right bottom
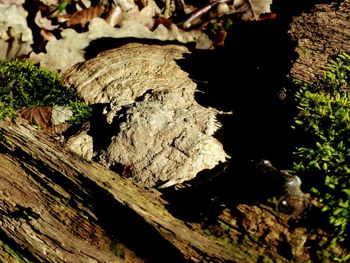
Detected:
left=0, top=0, right=276, bottom=72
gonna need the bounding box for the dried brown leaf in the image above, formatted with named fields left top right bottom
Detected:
left=40, top=28, right=57, bottom=41
left=18, top=106, right=53, bottom=132
left=67, top=5, right=106, bottom=27
left=17, top=106, right=72, bottom=134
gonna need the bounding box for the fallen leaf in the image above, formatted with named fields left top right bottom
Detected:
left=115, top=0, right=136, bottom=12
left=249, top=0, right=273, bottom=20
left=39, top=17, right=212, bottom=73
left=18, top=105, right=73, bottom=134
left=0, top=0, right=28, bottom=17
left=35, top=10, right=59, bottom=31
left=18, top=106, right=53, bottom=131
left=0, top=4, right=33, bottom=60
left=40, top=28, right=57, bottom=41
left=51, top=105, right=73, bottom=125
left=104, top=5, right=124, bottom=27
left=232, top=0, right=273, bottom=20
left=67, top=5, right=106, bottom=27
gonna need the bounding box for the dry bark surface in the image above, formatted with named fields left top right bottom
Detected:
left=0, top=119, right=246, bottom=262
left=289, top=0, right=350, bottom=82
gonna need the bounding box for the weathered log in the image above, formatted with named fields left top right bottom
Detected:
left=0, top=119, right=247, bottom=262
left=289, top=0, right=350, bottom=82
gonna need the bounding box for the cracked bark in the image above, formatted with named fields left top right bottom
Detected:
left=0, top=119, right=245, bottom=262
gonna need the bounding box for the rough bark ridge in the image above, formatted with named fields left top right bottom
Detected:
left=289, top=0, right=350, bottom=82
left=0, top=119, right=244, bottom=262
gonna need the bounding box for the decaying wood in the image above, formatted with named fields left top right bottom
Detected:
left=288, top=0, right=350, bottom=82
left=62, top=43, right=229, bottom=188
left=0, top=119, right=246, bottom=262
left=62, top=43, right=196, bottom=122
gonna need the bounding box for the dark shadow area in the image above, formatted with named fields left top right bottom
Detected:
left=20, top=148, right=189, bottom=262
left=160, top=4, right=300, bottom=222
left=2, top=145, right=189, bottom=262
left=77, top=0, right=339, bottom=251
left=78, top=177, right=191, bottom=263
left=0, top=228, right=39, bottom=262
left=277, top=233, right=294, bottom=260
left=87, top=103, right=124, bottom=152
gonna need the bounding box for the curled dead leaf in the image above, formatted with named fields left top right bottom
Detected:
left=40, top=29, right=57, bottom=42
left=248, top=0, right=273, bottom=20
left=35, top=10, right=59, bottom=31
left=180, top=0, right=274, bottom=29
left=18, top=105, right=73, bottom=134
left=18, top=106, right=53, bottom=131
left=67, top=5, right=106, bottom=27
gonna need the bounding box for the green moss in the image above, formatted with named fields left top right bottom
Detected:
left=69, top=101, right=93, bottom=125
left=0, top=59, right=91, bottom=124
left=0, top=239, right=33, bottom=263
left=0, top=59, right=75, bottom=109
left=110, top=241, right=125, bottom=258
left=292, top=53, right=350, bottom=261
